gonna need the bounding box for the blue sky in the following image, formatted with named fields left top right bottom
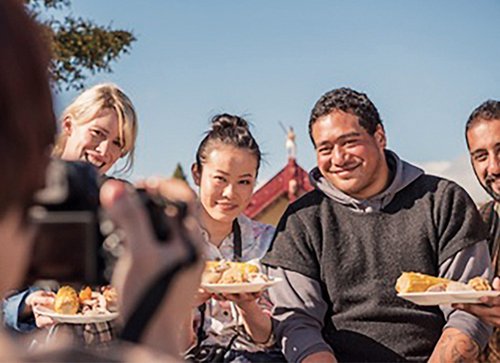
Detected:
left=54, top=0, right=500, bottom=201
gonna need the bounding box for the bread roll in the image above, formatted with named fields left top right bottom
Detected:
left=396, top=272, right=492, bottom=293
left=54, top=286, right=79, bottom=314
left=395, top=272, right=450, bottom=293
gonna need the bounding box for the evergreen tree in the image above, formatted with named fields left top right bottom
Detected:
left=172, top=163, right=188, bottom=182
left=25, top=0, right=136, bottom=91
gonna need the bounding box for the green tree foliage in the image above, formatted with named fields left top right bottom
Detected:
left=25, top=0, right=136, bottom=91
left=172, top=163, right=188, bottom=182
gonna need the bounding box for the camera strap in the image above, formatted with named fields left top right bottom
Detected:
left=119, top=226, right=198, bottom=343
left=232, top=218, right=242, bottom=262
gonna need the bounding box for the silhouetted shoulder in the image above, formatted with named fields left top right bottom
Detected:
left=286, top=189, right=326, bottom=215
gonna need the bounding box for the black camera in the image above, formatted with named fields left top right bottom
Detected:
left=25, top=160, right=181, bottom=286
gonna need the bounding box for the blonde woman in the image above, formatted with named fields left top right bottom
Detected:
left=53, top=83, right=138, bottom=175
left=2, top=83, right=138, bottom=340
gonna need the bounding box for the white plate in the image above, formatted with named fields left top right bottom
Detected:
left=398, top=291, right=500, bottom=306
left=33, top=305, right=119, bottom=324
left=201, top=278, right=283, bottom=294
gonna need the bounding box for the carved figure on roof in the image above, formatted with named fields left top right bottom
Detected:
left=286, top=126, right=296, bottom=159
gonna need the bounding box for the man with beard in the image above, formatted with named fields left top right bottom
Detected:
left=453, top=100, right=500, bottom=361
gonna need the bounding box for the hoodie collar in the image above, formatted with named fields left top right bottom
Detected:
left=309, top=150, right=424, bottom=213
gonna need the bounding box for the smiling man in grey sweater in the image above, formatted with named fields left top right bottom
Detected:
left=262, top=87, right=492, bottom=362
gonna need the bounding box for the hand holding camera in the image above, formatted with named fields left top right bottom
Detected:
left=23, top=161, right=202, bottom=355
left=27, top=161, right=199, bottom=286
left=100, top=178, right=203, bottom=354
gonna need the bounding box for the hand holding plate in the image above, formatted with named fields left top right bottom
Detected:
left=26, top=290, right=56, bottom=328
left=453, top=277, right=500, bottom=327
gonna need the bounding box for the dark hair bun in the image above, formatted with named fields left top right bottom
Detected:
left=195, top=112, right=261, bottom=173
left=211, top=113, right=249, bottom=132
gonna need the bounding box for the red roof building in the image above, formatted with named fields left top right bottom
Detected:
left=244, top=129, right=313, bottom=226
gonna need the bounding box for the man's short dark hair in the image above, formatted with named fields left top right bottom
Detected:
left=308, top=87, right=383, bottom=145
left=466, top=100, right=500, bottom=133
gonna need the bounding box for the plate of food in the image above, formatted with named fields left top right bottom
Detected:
left=200, top=260, right=282, bottom=294
left=396, top=272, right=500, bottom=306
left=33, top=285, right=119, bottom=324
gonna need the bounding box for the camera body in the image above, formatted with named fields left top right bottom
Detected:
left=25, top=160, right=174, bottom=286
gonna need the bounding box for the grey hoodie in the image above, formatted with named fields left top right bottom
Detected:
left=310, top=150, right=423, bottom=213
left=268, top=150, right=491, bottom=363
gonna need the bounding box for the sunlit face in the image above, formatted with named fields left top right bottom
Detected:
left=467, top=118, right=500, bottom=201
left=60, top=109, right=123, bottom=175
left=311, top=110, right=388, bottom=199
left=193, top=144, right=258, bottom=225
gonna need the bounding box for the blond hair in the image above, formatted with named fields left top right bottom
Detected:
left=52, top=83, right=138, bottom=174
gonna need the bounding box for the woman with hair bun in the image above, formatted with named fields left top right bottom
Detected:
left=184, top=114, right=284, bottom=362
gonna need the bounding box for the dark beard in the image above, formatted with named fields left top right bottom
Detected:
left=484, top=174, right=500, bottom=202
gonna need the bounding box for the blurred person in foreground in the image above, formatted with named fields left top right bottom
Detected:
left=0, top=0, right=202, bottom=361
left=262, top=87, right=492, bottom=362
left=3, top=82, right=139, bottom=342
left=454, top=100, right=500, bottom=361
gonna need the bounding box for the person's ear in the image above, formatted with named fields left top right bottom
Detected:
left=191, top=163, right=201, bottom=186
left=374, top=124, right=387, bottom=149
left=62, top=116, right=73, bottom=136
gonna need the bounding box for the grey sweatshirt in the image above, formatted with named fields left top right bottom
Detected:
left=266, top=150, right=491, bottom=362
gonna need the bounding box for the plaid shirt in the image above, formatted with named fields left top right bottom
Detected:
left=75, top=321, right=116, bottom=348
left=3, top=287, right=117, bottom=348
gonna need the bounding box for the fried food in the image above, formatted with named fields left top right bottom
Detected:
left=201, top=270, right=222, bottom=284
left=54, top=286, right=79, bottom=315
left=79, top=286, right=92, bottom=302
left=395, top=272, right=451, bottom=293
left=205, top=261, right=224, bottom=271
left=53, top=286, right=118, bottom=315
left=101, top=286, right=119, bottom=312
left=467, top=277, right=492, bottom=291
left=202, top=260, right=264, bottom=284
left=396, top=272, right=492, bottom=293
left=218, top=266, right=241, bottom=284
left=205, top=261, right=259, bottom=274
